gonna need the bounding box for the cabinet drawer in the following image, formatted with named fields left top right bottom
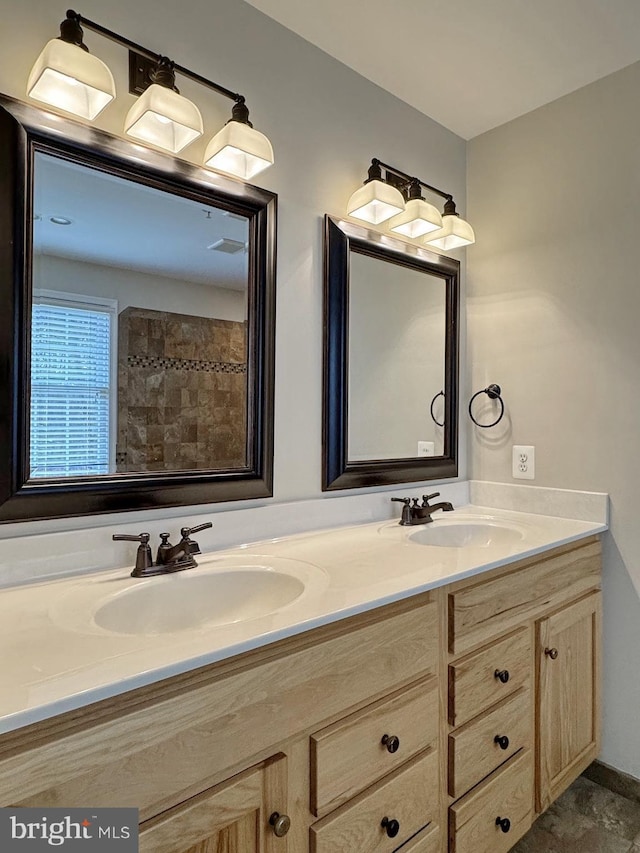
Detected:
left=394, top=822, right=440, bottom=853
left=449, top=687, right=530, bottom=798
left=448, top=540, right=601, bottom=654
left=449, top=749, right=533, bottom=853
left=311, top=676, right=439, bottom=816
left=310, top=748, right=439, bottom=853
left=449, top=627, right=530, bottom=726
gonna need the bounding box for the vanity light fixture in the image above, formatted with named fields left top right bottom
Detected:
left=423, top=197, right=475, bottom=250
left=27, top=12, right=115, bottom=120
left=388, top=178, right=443, bottom=238
left=27, top=10, right=274, bottom=178
left=123, top=57, right=203, bottom=154
left=347, top=158, right=475, bottom=248
left=347, top=161, right=405, bottom=225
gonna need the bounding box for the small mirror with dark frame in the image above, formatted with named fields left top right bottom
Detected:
left=323, top=215, right=459, bottom=490
left=0, top=95, right=276, bottom=522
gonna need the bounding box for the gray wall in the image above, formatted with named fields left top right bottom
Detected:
left=467, top=61, right=640, bottom=778
left=34, top=255, right=246, bottom=322
left=0, top=0, right=467, bottom=509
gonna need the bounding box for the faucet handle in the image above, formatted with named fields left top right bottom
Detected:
left=112, top=532, right=153, bottom=575
left=178, top=522, right=213, bottom=557
left=112, top=532, right=151, bottom=543
left=422, top=492, right=440, bottom=506
left=180, top=521, right=213, bottom=538
left=390, top=497, right=410, bottom=505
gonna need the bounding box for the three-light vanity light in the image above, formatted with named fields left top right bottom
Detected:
left=27, top=10, right=274, bottom=181
left=347, top=159, right=475, bottom=249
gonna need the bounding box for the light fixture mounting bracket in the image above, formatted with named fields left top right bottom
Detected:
left=128, top=50, right=158, bottom=96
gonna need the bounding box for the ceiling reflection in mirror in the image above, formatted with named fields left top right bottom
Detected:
left=348, top=250, right=446, bottom=461
left=31, top=152, right=249, bottom=479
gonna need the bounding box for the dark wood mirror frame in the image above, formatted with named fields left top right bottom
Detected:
left=0, top=95, right=277, bottom=522
left=323, top=215, right=459, bottom=491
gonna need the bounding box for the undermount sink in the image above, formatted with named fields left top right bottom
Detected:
left=407, top=520, right=525, bottom=549
left=50, top=556, right=327, bottom=636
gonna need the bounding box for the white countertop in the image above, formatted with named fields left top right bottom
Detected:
left=0, top=504, right=606, bottom=734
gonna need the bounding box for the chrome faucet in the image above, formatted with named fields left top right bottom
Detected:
left=113, top=522, right=213, bottom=577
left=391, top=493, right=454, bottom=526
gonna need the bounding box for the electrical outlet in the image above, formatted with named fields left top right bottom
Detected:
left=417, top=441, right=435, bottom=457
left=512, top=445, right=535, bottom=480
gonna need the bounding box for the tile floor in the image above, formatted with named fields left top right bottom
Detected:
left=513, top=775, right=640, bottom=852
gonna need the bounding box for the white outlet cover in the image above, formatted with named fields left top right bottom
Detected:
left=512, top=445, right=535, bottom=480
left=418, top=441, right=435, bottom=457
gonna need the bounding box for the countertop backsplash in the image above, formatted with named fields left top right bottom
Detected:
left=0, top=481, right=609, bottom=588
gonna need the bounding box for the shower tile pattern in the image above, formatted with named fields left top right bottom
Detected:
left=117, top=307, right=247, bottom=472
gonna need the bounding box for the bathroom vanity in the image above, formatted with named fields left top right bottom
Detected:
left=0, top=508, right=603, bottom=853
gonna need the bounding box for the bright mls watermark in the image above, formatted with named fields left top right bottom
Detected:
left=0, top=809, right=138, bottom=850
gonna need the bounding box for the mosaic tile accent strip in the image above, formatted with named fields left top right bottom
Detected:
left=127, top=355, right=247, bottom=374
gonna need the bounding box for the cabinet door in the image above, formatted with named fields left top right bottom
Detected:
left=537, top=593, right=601, bottom=811
left=139, top=754, right=289, bottom=853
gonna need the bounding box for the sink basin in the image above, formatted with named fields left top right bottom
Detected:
left=94, top=569, right=306, bottom=635
left=50, top=555, right=328, bottom=636
left=407, top=521, right=525, bottom=549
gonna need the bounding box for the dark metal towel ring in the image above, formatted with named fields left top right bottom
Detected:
left=429, top=390, right=445, bottom=427
left=469, top=384, right=505, bottom=428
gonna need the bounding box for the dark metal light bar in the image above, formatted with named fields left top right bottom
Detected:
left=66, top=9, right=244, bottom=104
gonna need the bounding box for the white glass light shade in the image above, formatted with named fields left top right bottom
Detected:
left=27, top=39, right=115, bottom=120
left=347, top=179, right=405, bottom=225
left=424, top=215, right=475, bottom=250
left=124, top=84, right=203, bottom=153
left=204, top=121, right=274, bottom=180
left=389, top=198, right=443, bottom=238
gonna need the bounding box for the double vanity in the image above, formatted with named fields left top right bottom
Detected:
left=0, top=83, right=607, bottom=853
left=0, top=502, right=605, bottom=853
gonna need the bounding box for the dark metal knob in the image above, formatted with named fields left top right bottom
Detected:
left=495, top=669, right=510, bottom=684
left=545, top=647, right=559, bottom=660
left=381, top=734, right=400, bottom=754
left=496, top=817, right=511, bottom=833
left=269, top=812, right=291, bottom=838
left=381, top=817, right=400, bottom=838
left=494, top=735, right=510, bottom=750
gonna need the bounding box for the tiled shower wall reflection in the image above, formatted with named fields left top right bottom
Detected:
left=117, top=307, right=247, bottom=472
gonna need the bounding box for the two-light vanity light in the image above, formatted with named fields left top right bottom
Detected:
left=347, top=159, right=475, bottom=250
left=27, top=10, right=274, bottom=181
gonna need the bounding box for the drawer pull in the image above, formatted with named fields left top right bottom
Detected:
left=381, top=734, right=400, bottom=754
left=494, top=669, right=510, bottom=684
left=494, top=735, right=510, bottom=751
left=269, top=812, right=291, bottom=838
left=495, top=817, right=511, bottom=834
left=544, top=647, right=559, bottom=660
left=381, top=817, right=400, bottom=838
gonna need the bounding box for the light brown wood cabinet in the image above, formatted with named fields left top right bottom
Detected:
left=537, top=591, right=601, bottom=812
left=139, top=755, right=288, bottom=853
left=445, top=537, right=602, bottom=853
left=0, top=536, right=602, bottom=853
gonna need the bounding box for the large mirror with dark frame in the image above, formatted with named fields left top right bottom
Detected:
left=0, top=95, right=276, bottom=522
left=323, top=215, right=459, bottom=490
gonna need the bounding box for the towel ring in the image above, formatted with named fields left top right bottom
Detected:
left=429, top=390, right=445, bottom=427
left=469, top=384, right=504, bottom=428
